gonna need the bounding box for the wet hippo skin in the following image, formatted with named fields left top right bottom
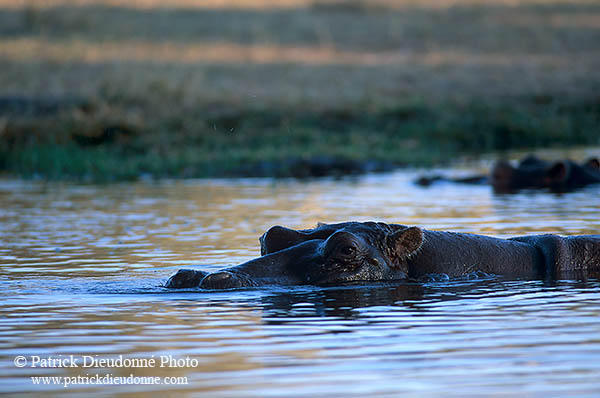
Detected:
left=165, top=222, right=600, bottom=289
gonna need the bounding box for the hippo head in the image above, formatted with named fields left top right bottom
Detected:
left=166, top=222, right=424, bottom=290
left=490, top=155, right=600, bottom=193
left=491, top=156, right=571, bottom=192
left=262, top=222, right=424, bottom=286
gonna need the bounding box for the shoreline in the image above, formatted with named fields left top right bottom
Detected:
left=2, top=97, right=599, bottom=182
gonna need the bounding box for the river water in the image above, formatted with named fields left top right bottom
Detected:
left=1, top=167, right=600, bottom=397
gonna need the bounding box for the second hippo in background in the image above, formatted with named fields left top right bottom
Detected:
left=415, top=155, right=600, bottom=193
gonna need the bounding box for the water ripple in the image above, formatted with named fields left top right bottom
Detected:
left=1, top=174, right=600, bottom=397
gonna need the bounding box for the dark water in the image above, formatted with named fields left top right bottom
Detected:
left=1, top=166, right=599, bottom=397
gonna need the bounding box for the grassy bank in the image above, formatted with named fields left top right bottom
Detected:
left=1, top=0, right=599, bottom=180
left=2, top=97, right=598, bottom=180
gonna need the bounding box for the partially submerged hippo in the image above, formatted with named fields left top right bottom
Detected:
left=165, top=222, right=600, bottom=290
left=416, top=155, right=600, bottom=193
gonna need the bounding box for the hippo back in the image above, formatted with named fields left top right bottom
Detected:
left=408, top=230, right=544, bottom=278
left=510, top=235, right=600, bottom=277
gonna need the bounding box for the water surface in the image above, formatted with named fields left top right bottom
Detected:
left=1, top=170, right=599, bottom=397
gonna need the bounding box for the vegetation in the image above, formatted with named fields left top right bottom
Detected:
left=1, top=0, right=599, bottom=180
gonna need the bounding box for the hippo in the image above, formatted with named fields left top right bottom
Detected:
left=416, top=155, right=600, bottom=193
left=165, top=221, right=600, bottom=290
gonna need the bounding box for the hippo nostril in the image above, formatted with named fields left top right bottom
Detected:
left=208, top=272, right=231, bottom=282
left=200, top=271, right=239, bottom=289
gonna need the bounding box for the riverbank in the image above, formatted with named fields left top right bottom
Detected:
left=1, top=0, right=599, bottom=181
left=2, top=96, right=599, bottom=181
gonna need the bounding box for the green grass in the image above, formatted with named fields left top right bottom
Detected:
left=1, top=0, right=599, bottom=180
left=2, top=98, right=598, bottom=181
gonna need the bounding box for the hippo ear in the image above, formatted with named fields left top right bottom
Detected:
left=546, top=161, right=570, bottom=184
left=490, top=160, right=514, bottom=188
left=584, top=158, right=600, bottom=170
left=519, top=155, right=543, bottom=168
left=387, top=227, right=423, bottom=260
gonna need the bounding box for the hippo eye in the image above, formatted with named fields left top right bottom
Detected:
left=336, top=243, right=360, bottom=259
left=324, top=231, right=361, bottom=260
left=340, top=245, right=356, bottom=256
left=368, top=257, right=380, bottom=266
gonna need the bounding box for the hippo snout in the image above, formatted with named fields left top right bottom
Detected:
left=164, top=269, right=208, bottom=288
left=200, top=271, right=256, bottom=290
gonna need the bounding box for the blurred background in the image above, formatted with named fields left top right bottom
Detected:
left=1, top=0, right=599, bottom=180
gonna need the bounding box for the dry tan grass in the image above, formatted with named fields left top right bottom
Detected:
left=1, top=0, right=599, bottom=110
left=2, top=0, right=598, bottom=9
left=2, top=0, right=599, bottom=179
left=1, top=37, right=581, bottom=67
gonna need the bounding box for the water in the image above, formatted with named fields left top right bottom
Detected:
left=1, top=170, right=599, bottom=397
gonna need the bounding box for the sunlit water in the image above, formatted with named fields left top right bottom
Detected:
left=1, top=169, right=599, bottom=397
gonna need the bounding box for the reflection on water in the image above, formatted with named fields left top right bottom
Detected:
left=1, top=169, right=599, bottom=397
